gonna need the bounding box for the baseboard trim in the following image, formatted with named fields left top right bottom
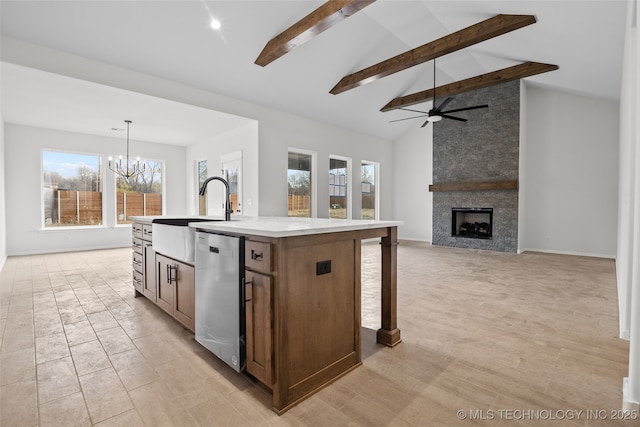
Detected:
left=517, top=247, right=615, bottom=259
left=7, top=244, right=130, bottom=257
left=397, top=237, right=431, bottom=243
left=623, top=378, right=640, bottom=411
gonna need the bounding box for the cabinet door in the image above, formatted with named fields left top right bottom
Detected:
left=173, top=262, right=195, bottom=332
left=156, top=254, right=174, bottom=315
left=143, top=244, right=156, bottom=302
left=245, top=270, right=273, bottom=386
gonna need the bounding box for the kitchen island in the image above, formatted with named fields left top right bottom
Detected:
left=130, top=216, right=402, bottom=413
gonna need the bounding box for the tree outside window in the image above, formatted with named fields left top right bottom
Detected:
left=116, top=160, right=163, bottom=224
left=42, top=151, right=103, bottom=227
left=198, top=160, right=208, bottom=215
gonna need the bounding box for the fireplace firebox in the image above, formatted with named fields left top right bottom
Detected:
left=452, top=208, right=493, bottom=239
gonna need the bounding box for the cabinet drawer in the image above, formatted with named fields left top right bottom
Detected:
left=132, top=237, right=144, bottom=254
left=132, top=223, right=143, bottom=239
left=133, top=269, right=144, bottom=293
left=245, top=241, right=273, bottom=273
left=142, top=224, right=153, bottom=241
left=132, top=251, right=143, bottom=273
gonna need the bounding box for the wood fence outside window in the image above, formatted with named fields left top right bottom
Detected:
left=43, top=189, right=162, bottom=226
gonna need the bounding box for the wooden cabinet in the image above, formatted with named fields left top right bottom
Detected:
left=244, top=240, right=274, bottom=387
left=143, top=241, right=156, bottom=301
left=245, top=270, right=273, bottom=385
left=132, top=221, right=193, bottom=332
left=132, top=223, right=144, bottom=295
left=278, top=235, right=359, bottom=409
left=156, top=253, right=195, bottom=332
left=132, top=223, right=155, bottom=299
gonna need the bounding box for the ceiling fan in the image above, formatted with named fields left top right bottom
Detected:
left=390, top=59, right=489, bottom=127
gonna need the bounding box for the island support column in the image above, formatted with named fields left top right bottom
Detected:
left=376, top=226, right=401, bottom=347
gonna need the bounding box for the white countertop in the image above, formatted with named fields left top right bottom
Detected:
left=190, top=216, right=403, bottom=238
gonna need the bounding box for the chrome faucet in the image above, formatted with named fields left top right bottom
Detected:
left=199, top=176, right=232, bottom=221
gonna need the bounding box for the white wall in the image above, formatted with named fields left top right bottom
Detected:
left=1, top=39, right=395, bottom=255
left=519, top=84, right=619, bottom=257
left=619, top=0, right=639, bottom=409
left=4, top=124, right=186, bottom=255
left=0, top=118, right=6, bottom=268
left=255, top=108, right=393, bottom=219
left=617, top=0, right=638, bottom=342
left=391, top=84, right=619, bottom=254
left=392, top=125, right=432, bottom=241
left=186, top=121, right=259, bottom=217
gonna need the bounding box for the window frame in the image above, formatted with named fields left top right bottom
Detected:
left=329, top=155, right=352, bottom=219
left=41, top=149, right=106, bottom=230
left=221, top=150, right=243, bottom=217
left=114, top=158, right=166, bottom=226
left=196, top=158, right=208, bottom=216
left=361, top=160, right=380, bottom=220
left=287, top=148, right=317, bottom=218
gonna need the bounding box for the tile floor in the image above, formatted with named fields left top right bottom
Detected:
left=0, top=241, right=632, bottom=426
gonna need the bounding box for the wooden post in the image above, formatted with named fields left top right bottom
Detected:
left=76, top=191, right=80, bottom=224
left=377, top=226, right=401, bottom=347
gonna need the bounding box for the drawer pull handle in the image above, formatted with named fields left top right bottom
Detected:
left=251, top=250, right=263, bottom=261
left=167, top=264, right=178, bottom=284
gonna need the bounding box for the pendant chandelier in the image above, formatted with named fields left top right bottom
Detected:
left=108, top=120, right=145, bottom=180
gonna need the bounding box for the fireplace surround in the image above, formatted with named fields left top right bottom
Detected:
left=431, top=80, right=520, bottom=253
left=452, top=208, right=493, bottom=239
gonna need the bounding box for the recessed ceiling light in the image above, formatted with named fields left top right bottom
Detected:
left=210, top=18, right=221, bottom=30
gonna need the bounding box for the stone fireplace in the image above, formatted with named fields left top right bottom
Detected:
left=431, top=80, right=520, bottom=253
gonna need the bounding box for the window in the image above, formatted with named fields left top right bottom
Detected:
left=197, top=160, right=208, bottom=215
left=42, top=150, right=103, bottom=227
left=361, top=161, right=379, bottom=220
left=116, top=160, right=163, bottom=224
left=222, top=151, right=243, bottom=216
left=329, top=156, right=351, bottom=219
left=288, top=149, right=315, bottom=217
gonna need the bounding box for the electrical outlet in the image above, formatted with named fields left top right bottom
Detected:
left=316, top=260, right=331, bottom=275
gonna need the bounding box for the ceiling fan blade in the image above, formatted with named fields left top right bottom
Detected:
left=436, top=97, right=453, bottom=111
left=442, top=104, right=489, bottom=114
left=441, top=114, right=468, bottom=122
left=389, top=114, right=429, bottom=123
left=399, top=107, right=430, bottom=114
left=420, top=118, right=431, bottom=128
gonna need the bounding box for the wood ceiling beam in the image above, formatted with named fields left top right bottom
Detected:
left=380, top=61, right=559, bottom=112
left=330, top=14, right=537, bottom=95
left=255, top=0, right=376, bottom=67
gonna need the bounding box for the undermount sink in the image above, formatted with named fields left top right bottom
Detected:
left=151, top=217, right=224, bottom=264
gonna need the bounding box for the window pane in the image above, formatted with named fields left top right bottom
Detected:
left=329, top=158, right=348, bottom=219
left=361, top=163, right=376, bottom=219
left=43, top=151, right=102, bottom=227
left=116, top=160, right=163, bottom=224
left=224, top=163, right=240, bottom=215
left=198, top=160, right=207, bottom=216
left=288, top=152, right=312, bottom=217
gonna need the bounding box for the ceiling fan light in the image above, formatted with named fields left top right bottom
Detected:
left=428, top=115, right=442, bottom=122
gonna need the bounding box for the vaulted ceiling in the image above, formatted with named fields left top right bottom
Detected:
left=0, top=1, right=628, bottom=142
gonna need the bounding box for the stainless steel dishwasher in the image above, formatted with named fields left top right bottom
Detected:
left=194, top=231, right=245, bottom=372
